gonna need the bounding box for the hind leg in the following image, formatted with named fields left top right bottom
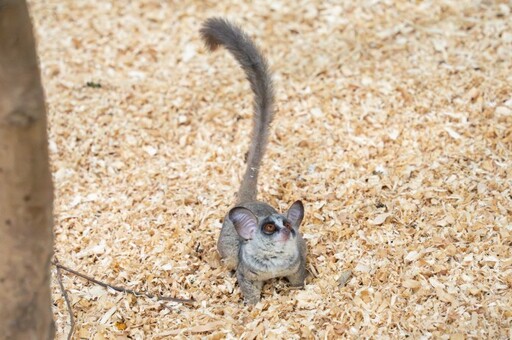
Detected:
left=217, top=219, right=240, bottom=270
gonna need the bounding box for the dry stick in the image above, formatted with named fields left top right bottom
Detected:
left=54, top=258, right=75, bottom=340
left=51, top=261, right=195, bottom=305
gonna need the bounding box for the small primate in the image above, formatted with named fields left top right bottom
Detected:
left=200, top=18, right=307, bottom=304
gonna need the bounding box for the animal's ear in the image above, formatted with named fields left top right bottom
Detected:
left=229, top=207, right=258, bottom=240
left=286, top=200, right=304, bottom=228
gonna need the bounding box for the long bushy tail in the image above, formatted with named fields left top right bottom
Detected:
left=200, top=17, right=274, bottom=203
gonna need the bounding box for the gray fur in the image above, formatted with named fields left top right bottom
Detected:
left=200, top=17, right=274, bottom=203
left=200, top=18, right=306, bottom=304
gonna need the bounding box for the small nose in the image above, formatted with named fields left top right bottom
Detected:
left=281, top=227, right=290, bottom=235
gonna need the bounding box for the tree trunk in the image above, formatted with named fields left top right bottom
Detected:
left=0, top=1, right=55, bottom=339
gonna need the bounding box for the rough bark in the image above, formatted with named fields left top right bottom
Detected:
left=0, top=0, right=55, bottom=339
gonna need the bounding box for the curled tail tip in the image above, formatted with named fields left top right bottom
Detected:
left=199, top=23, right=218, bottom=51
left=200, top=17, right=235, bottom=51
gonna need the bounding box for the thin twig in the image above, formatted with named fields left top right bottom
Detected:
left=51, top=261, right=195, bottom=305
left=54, top=257, right=75, bottom=340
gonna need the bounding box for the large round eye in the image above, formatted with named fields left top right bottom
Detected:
left=284, top=221, right=292, bottom=230
left=263, top=223, right=276, bottom=234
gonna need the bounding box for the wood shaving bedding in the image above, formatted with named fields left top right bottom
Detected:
left=28, top=0, right=511, bottom=338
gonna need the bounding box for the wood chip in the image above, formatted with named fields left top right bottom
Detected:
left=338, top=270, right=353, bottom=287
left=368, top=213, right=390, bottom=226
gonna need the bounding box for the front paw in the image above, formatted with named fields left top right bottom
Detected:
left=237, top=271, right=263, bottom=305
left=243, top=295, right=261, bottom=305
left=240, top=285, right=262, bottom=305
left=286, top=270, right=306, bottom=288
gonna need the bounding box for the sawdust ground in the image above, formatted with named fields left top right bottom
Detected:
left=29, top=0, right=511, bottom=339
